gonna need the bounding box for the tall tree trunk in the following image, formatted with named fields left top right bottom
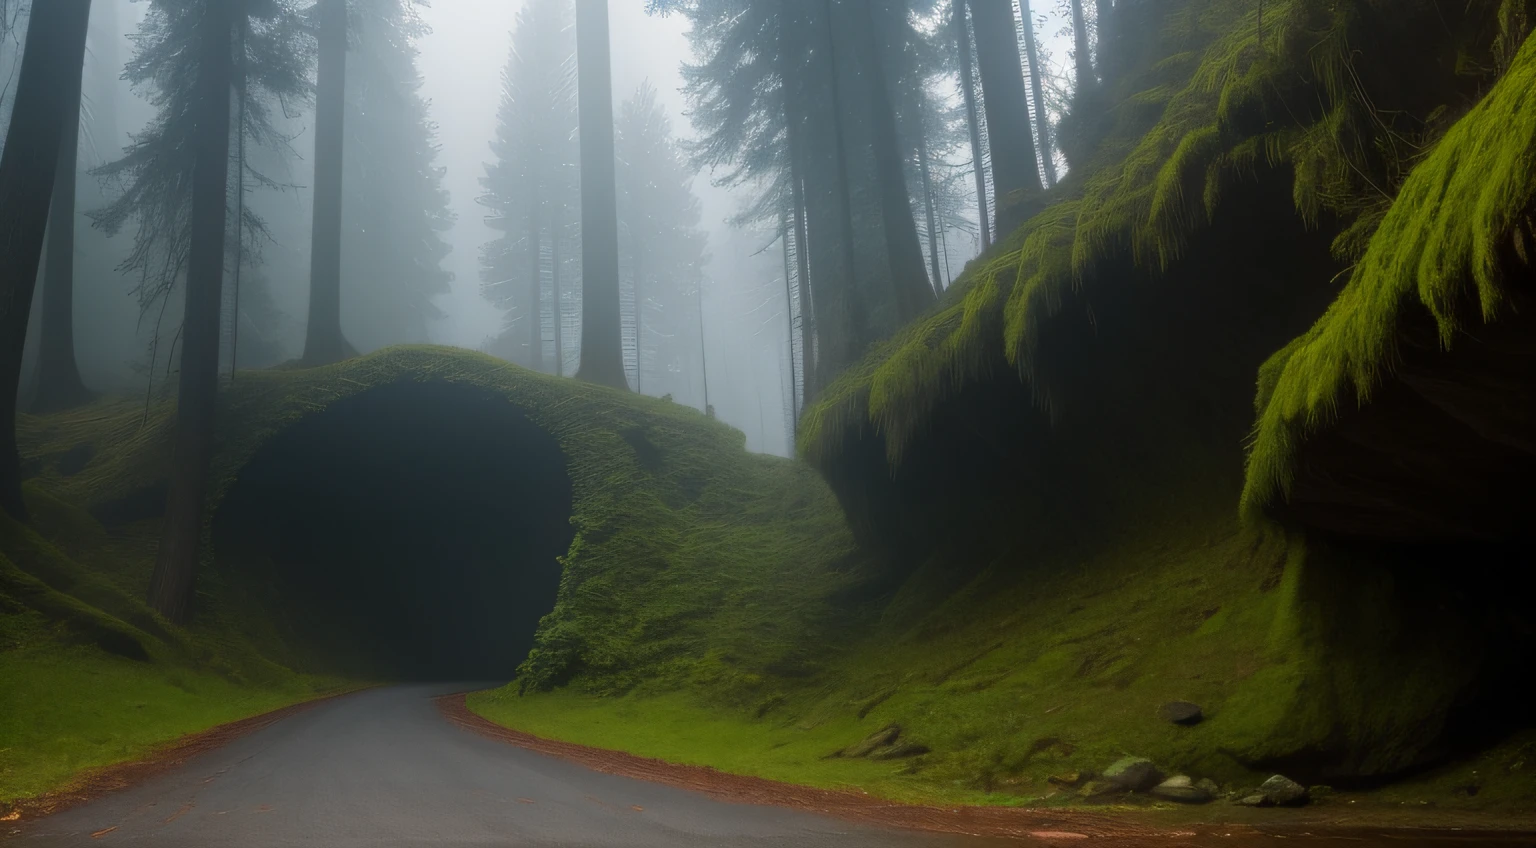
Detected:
left=147, top=0, right=235, bottom=623
left=854, top=0, right=934, bottom=321
left=552, top=221, right=564, bottom=377
left=1095, top=0, right=1115, bottom=84
left=527, top=196, right=543, bottom=370
left=1069, top=0, right=1093, bottom=94
left=953, top=0, right=990, bottom=251
left=792, top=174, right=815, bottom=404
left=0, top=0, right=92, bottom=520
left=780, top=208, right=798, bottom=426
left=778, top=0, right=817, bottom=403
left=573, top=0, right=626, bottom=389
left=1020, top=0, right=1057, bottom=188
left=632, top=248, right=643, bottom=393
left=302, top=0, right=351, bottom=365
left=917, top=134, right=944, bottom=296
left=816, top=0, right=867, bottom=387
left=32, top=62, right=93, bottom=414
left=696, top=281, right=709, bottom=415
left=968, top=0, right=1039, bottom=234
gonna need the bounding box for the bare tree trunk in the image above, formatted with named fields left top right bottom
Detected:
left=527, top=196, right=542, bottom=370
left=780, top=208, right=798, bottom=426
left=1020, top=0, right=1057, bottom=188
left=552, top=221, right=564, bottom=377
left=1095, top=0, right=1115, bottom=83
left=953, top=0, right=990, bottom=251
left=792, top=176, right=815, bottom=404
left=147, top=0, right=235, bottom=623
left=854, top=0, right=934, bottom=321
left=816, top=0, right=867, bottom=386
left=573, top=0, right=627, bottom=389
left=968, top=0, right=1039, bottom=233
left=632, top=248, right=643, bottom=393
left=32, top=60, right=93, bottom=414
left=0, top=0, right=92, bottom=520
left=302, top=0, right=352, bottom=366
left=917, top=134, right=944, bottom=296
left=1069, top=0, right=1093, bottom=93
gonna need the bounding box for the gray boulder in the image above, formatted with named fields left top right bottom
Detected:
left=1103, top=757, right=1165, bottom=792
left=1258, top=774, right=1310, bottom=806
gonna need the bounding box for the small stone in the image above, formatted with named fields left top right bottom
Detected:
left=1158, top=700, right=1204, bottom=726
left=1103, top=757, right=1165, bottom=792
left=1196, top=778, right=1220, bottom=796
left=1258, top=774, right=1309, bottom=806
left=1150, top=776, right=1213, bottom=804
left=1235, top=793, right=1271, bottom=807
left=838, top=725, right=902, bottom=758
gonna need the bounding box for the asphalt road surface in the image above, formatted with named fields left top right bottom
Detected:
left=9, top=684, right=1007, bottom=848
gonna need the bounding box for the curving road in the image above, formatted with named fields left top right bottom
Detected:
left=8, top=684, right=1003, bottom=848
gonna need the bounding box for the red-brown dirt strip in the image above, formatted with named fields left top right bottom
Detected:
left=0, top=686, right=369, bottom=824
left=436, top=693, right=1271, bottom=844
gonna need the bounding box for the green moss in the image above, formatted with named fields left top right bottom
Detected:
left=801, top=0, right=1520, bottom=477
left=1242, top=32, right=1536, bottom=518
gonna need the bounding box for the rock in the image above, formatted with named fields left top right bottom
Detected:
left=1196, top=778, right=1220, bottom=796
left=1258, top=774, right=1310, bottom=806
left=1235, top=793, right=1271, bottom=807
left=868, top=742, right=930, bottom=760
left=1048, top=771, right=1086, bottom=788
left=1150, top=776, right=1213, bottom=804
left=838, top=725, right=902, bottom=758
left=1102, top=757, right=1165, bottom=792
left=1158, top=700, right=1204, bottom=726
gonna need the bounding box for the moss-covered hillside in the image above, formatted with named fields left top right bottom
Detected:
left=2, top=346, right=861, bottom=803
left=475, top=0, right=1536, bottom=821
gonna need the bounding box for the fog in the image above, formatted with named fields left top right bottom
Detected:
left=8, top=0, right=1074, bottom=457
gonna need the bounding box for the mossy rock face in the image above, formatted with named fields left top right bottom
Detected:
left=1243, top=30, right=1536, bottom=541
left=13, top=346, right=863, bottom=695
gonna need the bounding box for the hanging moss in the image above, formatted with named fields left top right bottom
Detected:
left=801, top=0, right=1521, bottom=478
left=1242, top=32, right=1536, bottom=520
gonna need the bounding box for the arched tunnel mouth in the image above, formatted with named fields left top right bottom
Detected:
left=213, top=380, right=575, bottom=682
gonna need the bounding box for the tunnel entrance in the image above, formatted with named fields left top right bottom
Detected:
left=213, top=381, right=574, bottom=681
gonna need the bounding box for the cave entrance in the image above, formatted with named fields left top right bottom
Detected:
left=213, top=381, right=574, bottom=682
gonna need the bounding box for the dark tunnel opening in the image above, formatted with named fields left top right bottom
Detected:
left=212, top=381, right=575, bottom=682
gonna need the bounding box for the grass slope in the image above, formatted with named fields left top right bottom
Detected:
left=4, top=346, right=859, bottom=803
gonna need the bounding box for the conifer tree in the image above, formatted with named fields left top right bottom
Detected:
left=614, top=82, right=707, bottom=396
left=0, top=0, right=92, bottom=520
left=342, top=0, right=454, bottom=351
left=481, top=0, right=580, bottom=372
left=91, top=0, right=313, bottom=620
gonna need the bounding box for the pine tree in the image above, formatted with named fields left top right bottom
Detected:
left=615, top=82, right=707, bottom=397
left=480, top=0, right=579, bottom=372
left=0, top=0, right=92, bottom=520
left=91, top=0, right=313, bottom=620
left=341, top=0, right=453, bottom=352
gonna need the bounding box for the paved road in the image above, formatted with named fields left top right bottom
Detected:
left=9, top=684, right=1006, bottom=848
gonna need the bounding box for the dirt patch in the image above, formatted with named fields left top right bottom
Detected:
left=1, top=687, right=367, bottom=824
